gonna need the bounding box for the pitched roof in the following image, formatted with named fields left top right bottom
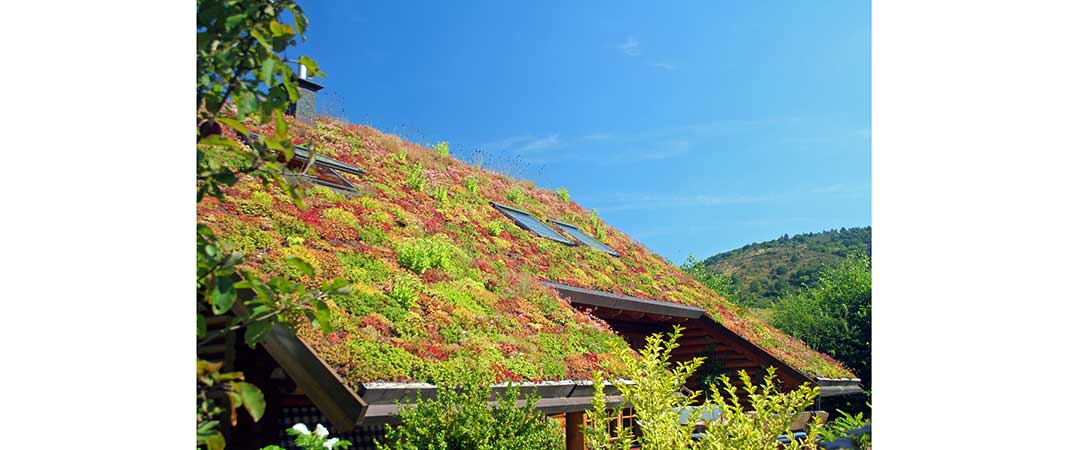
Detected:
left=198, top=115, right=856, bottom=393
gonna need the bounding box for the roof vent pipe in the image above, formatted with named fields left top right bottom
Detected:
left=287, top=62, right=324, bottom=125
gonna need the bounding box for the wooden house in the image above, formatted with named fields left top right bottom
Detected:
left=197, top=87, right=862, bottom=449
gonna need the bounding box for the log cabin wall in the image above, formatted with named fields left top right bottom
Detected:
left=583, top=309, right=806, bottom=398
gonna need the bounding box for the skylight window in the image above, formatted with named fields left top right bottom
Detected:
left=242, top=133, right=364, bottom=191
left=548, top=219, right=619, bottom=256
left=286, top=159, right=357, bottom=192
left=491, top=202, right=575, bottom=245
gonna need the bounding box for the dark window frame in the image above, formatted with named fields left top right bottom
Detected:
left=490, top=202, right=575, bottom=245
left=548, top=218, right=620, bottom=257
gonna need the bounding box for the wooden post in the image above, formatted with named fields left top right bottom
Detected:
left=565, top=411, right=585, bottom=450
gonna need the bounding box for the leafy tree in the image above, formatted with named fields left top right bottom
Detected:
left=196, top=1, right=347, bottom=448
left=687, top=227, right=870, bottom=306
left=681, top=255, right=739, bottom=303
left=771, top=255, right=871, bottom=396
left=377, top=370, right=564, bottom=450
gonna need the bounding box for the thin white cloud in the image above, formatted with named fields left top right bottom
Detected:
left=517, top=134, right=560, bottom=151
left=650, top=62, right=676, bottom=71
left=617, top=37, right=641, bottom=56
left=481, top=134, right=561, bottom=153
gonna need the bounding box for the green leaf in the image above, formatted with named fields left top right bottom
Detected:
left=234, top=381, right=266, bottom=422
left=285, top=256, right=314, bottom=277
left=197, top=314, right=207, bottom=338
left=313, top=300, right=333, bottom=333
left=224, top=13, right=247, bottom=32
left=249, top=28, right=272, bottom=50
left=196, top=419, right=220, bottom=435
left=204, top=432, right=226, bottom=450
left=299, top=56, right=324, bottom=78
left=269, top=21, right=294, bottom=38
left=236, top=91, right=258, bottom=118
left=210, top=276, right=236, bottom=314
left=216, top=117, right=248, bottom=136
left=199, top=134, right=242, bottom=149
left=274, top=113, right=289, bottom=140
left=222, top=251, right=245, bottom=268
left=260, top=57, right=277, bottom=84
left=245, top=320, right=272, bottom=347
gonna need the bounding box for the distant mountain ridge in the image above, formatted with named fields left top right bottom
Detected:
left=698, top=227, right=871, bottom=307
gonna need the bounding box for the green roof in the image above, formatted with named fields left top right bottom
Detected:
left=198, top=115, right=856, bottom=390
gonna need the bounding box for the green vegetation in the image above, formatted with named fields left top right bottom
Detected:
left=395, top=235, right=457, bottom=274
left=555, top=187, right=570, bottom=202
left=486, top=220, right=505, bottom=237
left=700, top=368, right=824, bottom=450
left=404, top=162, right=427, bottom=191
left=771, top=255, right=872, bottom=390
left=821, top=408, right=872, bottom=450
left=505, top=185, right=526, bottom=204
left=196, top=1, right=351, bottom=448
left=585, top=327, right=826, bottom=450
left=377, top=372, right=564, bottom=450
left=684, top=227, right=870, bottom=307
left=432, top=141, right=450, bottom=157
left=464, top=176, right=479, bottom=194
left=202, top=55, right=855, bottom=390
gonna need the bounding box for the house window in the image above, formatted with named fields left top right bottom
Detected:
left=548, top=219, right=619, bottom=256
left=585, top=407, right=637, bottom=444
left=491, top=202, right=575, bottom=245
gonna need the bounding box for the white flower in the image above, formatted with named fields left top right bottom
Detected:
left=314, top=423, right=329, bottom=438
left=323, top=437, right=340, bottom=450
left=291, top=423, right=310, bottom=435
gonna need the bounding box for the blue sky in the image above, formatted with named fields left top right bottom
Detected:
left=292, top=1, right=871, bottom=264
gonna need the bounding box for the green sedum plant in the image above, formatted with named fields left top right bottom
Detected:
left=555, top=187, right=570, bottom=202
left=405, top=162, right=427, bottom=191
left=377, top=371, right=564, bottom=450
left=433, top=141, right=450, bottom=157
left=395, top=235, right=457, bottom=274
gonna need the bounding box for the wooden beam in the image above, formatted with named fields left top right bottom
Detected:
left=565, top=412, right=585, bottom=450
left=231, top=294, right=368, bottom=431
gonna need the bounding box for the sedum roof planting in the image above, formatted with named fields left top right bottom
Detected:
left=197, top=114, right=856, bottom=390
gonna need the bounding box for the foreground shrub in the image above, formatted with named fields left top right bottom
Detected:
left=821, top=408, right=871, bottom=450
left=701, top=368, right=824, bottom=450
left=585, top=326, right=825, bottom=450
left=377, top=372, right=563, bottom=450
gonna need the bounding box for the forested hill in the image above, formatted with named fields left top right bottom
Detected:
left=695, top=227, right=871, bottom=307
